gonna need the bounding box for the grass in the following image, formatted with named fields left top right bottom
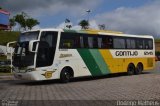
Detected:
left=155, top=39, right=160, bottom=42
left=0, top=55, right=7, bottom=61
left=0, top=30, right=20, bottom=45
left=0, top=72, right=13, bottom=76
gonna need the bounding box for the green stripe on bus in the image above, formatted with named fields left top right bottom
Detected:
left=89, top=49, right=110, bottom=74
left=76, top=30, right=87, bottom=34
left=63, top=29, right=77, bottom=33
left=77, top=49, right=103, bottom=76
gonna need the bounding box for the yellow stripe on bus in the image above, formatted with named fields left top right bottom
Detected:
left=99, top=50, right=155, bottom=73
left=99, top=49, right=119, bottom=73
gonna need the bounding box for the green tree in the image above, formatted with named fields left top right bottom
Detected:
left=15, top=14, right=26, bottom=30
left=9, top=18, right=16, bottom=30
left=14, top=12, right=39, bottom=31
left=79, top=20, right=89, bottom=29
left=26, top=18, right=39, bottom=30
left=98, top=24, right=105, bottom=30
left=0, top=7, right=2, bottom=9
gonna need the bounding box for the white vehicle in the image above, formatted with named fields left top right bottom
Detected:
left=13, top=29, right=155, bottom=83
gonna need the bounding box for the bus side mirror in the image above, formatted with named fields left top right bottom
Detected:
left=29, top=40, right=39, bottom=52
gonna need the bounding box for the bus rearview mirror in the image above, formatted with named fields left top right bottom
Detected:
left=29, top=40, right=39, bottom=52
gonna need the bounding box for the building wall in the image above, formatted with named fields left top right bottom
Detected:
left=155, top=41, right=160, bottom=51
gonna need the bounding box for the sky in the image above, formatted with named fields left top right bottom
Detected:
left=1, top=0, right=160, bottom=38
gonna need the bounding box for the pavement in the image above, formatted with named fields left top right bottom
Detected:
left=0, top=62, right=159, bottom=106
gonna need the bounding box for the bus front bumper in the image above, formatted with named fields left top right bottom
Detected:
left=13, top=72, right=38, bottom=80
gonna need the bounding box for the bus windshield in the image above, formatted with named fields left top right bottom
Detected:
left=19, top=31, right=39, bottom=42
left=13, top=31, right=39, bottom=68
left=13, top=42, right=35, bottom=67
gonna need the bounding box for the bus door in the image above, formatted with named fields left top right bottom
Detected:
left=36, top=31, right=58, bottom=68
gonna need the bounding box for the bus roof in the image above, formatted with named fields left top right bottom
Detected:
left=25, top=28, right=154, bottom=39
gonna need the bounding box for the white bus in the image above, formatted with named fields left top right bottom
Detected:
left=13, top=29, right=155, bottom=82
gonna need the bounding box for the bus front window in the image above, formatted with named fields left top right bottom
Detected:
left=19, top=31, right=39, bottom=42
left=13, top=31, right=39, bottom=68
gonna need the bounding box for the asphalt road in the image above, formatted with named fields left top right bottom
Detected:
left=0, top=62, right=160, bottom=106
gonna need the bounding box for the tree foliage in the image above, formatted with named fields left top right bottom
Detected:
left=79, top=20, right=89, bottom=29
left=98, top=24, right=106, bottom=30
left=26, top=18, right=39, bottom=30
left=13, top=12, right=39, bottom=31
left=9, top=18, right=16, bottom=30
left=14, top=13, right=26, bottom=30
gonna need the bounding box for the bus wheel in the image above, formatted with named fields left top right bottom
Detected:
left=60, top=68, right=71, bottom=83
left=127, top=64, right=135, bottom=75
left=135, top=63, right=143, bottom=75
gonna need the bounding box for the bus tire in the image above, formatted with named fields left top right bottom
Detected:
left=60, top=68, right=71, bottom=83
left=127, top=63, right=135, bottom=75
left=135, top=63, right=143, bottom=75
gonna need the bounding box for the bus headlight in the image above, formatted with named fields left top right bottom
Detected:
left=26, top=68, right=36, bottom=72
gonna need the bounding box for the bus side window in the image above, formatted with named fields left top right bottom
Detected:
left=130, top=39, right=136, bottom=49
left=88, top=37, right=93, bottom=48
left=83, top=36, right=89, bottom=48
left=93, top=37, right=98, bottom=48
left=62, top=42, right=72, bottom=48
left=136, top=39, right=143, bottom=49
left=102, top=37, right=108, bottom=48
left=60, top=32, right=82, bottom=49
left=144, top=40, right=149, bottom=49
left=107, top=37, right=113, bottom=49
left=126, top=39, right=131, bottom=49
left=99, top=36, right=113, bottom=49
left=126, top=39, right=136, bottom=49
left=144, top=39, right=153, bottom=49
left=148, top=40, right=153, bottom=49
left=74, top=35, right=81, bottom=48
left=60, top=33, right=72, bottom=49
left=113, top=37, right=125, bottom=49
left=80, top=36, right=84, bottom=48
left=98, top=37, right=102, bottom=48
